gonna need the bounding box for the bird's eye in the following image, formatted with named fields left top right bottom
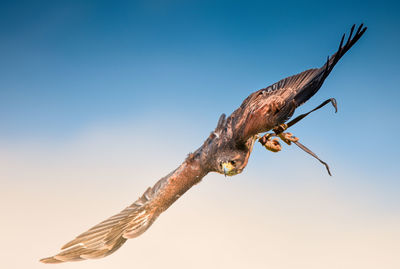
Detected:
left=230, top=160, right=236, bottom=165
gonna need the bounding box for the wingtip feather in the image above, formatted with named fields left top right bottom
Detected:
left=347, top=24, right=355, bottom=43
left=40, top=256, right=64, bottom=264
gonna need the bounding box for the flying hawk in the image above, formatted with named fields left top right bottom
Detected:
left=41, top=24, right=367, bottom=263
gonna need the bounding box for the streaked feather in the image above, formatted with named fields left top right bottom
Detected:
left=40, top=174, right=169, bottom=263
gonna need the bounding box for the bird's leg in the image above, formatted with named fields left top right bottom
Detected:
left=260, top=98, right=337, bottom=148
left=258, top=133, right=282, bottom=152
left=271, top=124, right=297, bottom=145
left=259, top=131, right=331, bottom=175
left=278, top=132, right=299, bottom=145
left=259, top=125, right=298, bottom=152
left=272, top=123, right=288, bottom=135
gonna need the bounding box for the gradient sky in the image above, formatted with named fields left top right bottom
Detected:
left=1, top=1, right=400, bottom=268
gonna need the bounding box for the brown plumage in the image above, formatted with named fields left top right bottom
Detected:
left=40, top=24, right=366, bottom=264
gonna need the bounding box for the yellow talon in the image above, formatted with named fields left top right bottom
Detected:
left=278, top=132, right=299, bottom=145
left=264, top=137, right=282, bottom=152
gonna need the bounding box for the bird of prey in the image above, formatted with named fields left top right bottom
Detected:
left=41, top=24, right=367, bottom=263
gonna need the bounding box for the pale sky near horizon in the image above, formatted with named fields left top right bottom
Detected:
left=1, top=1, right=400, bottom=268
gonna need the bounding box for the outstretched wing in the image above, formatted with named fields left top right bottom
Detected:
left=41, top=160, right=206, bottom=263
left=293, top=24, right=367, bottom=106
left=234, top=24, right=367, bottom=142
left=40, top=175, right=169, bottom=264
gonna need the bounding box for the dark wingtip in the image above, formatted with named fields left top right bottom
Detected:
left=356, top=23, right=367, bottom=37
left=339, top=33, right=345, bottom=50
left=347, top=24, right=355, bottom=43
left=360, top=25, right=367, bottom=35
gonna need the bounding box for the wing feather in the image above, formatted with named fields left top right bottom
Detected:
left=40, top=174, right=170, bottom=263
left=235, top=24, right=366, bottom=141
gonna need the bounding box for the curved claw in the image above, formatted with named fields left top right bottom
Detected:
left=264, top=138, right=282, bottom=152
left=259, top=133, right=282, bottom=152
left=278, top=132, right=299, bottom=145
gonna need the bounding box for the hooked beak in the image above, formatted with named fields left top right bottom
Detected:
left=221, top=162, right=232, bottom=177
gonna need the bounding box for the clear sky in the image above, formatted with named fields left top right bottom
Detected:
left=1, top=1, right=400, bottom=268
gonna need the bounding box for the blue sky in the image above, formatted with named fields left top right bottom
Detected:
left=1, top=0, right=400, bottom=181
left=1, top=0, right=399, bottom=137
left=1, top=1, right=400, bottom=268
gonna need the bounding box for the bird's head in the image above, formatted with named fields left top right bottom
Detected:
left=215, top=149, right=248, bottom=177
